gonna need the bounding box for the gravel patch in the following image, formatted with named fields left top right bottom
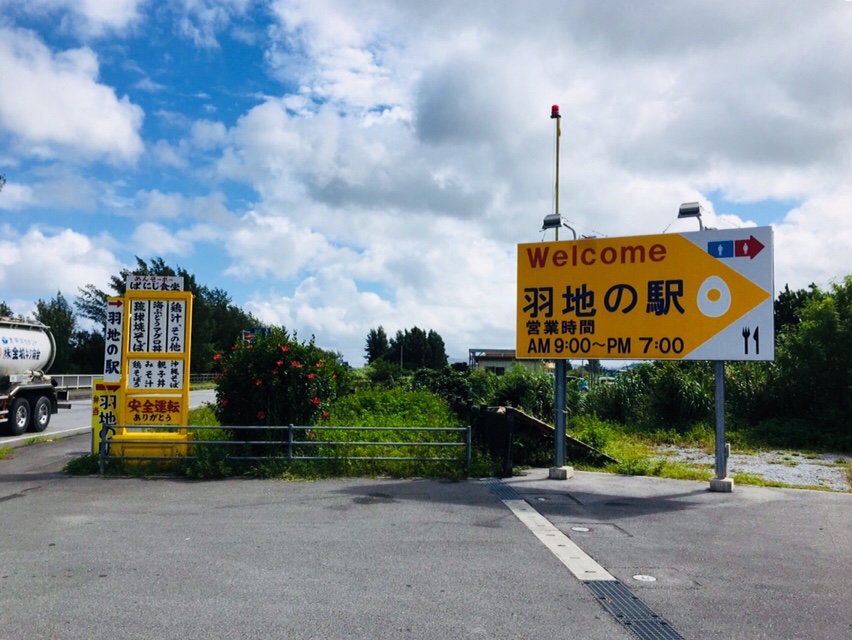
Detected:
left=656, top=447, right=852, bottom=491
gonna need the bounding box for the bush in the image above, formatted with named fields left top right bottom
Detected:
left=213, top=328, right=349, bottom=429
left=492, top=365, right=553, bottom=421
left=582, top=368, right=649, bottom=424
left=645, top=362, right=713, bottom=429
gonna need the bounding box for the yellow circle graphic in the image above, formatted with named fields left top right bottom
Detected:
left=697, top=276, right=731, bottom=318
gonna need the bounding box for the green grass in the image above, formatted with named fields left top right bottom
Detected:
left=730, top=472, right=834, bottom=492
left=0, top=446, right=12, bottom=461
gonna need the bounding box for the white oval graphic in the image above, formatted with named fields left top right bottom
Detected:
left=697, top=276, right=731, bottom=318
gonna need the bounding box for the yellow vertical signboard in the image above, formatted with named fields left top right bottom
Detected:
left=91, top=379, right=121, bottom=454
left=122, top=289, right=193, bottom=429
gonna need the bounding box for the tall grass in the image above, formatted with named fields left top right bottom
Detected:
left=177, top=389, right=494, bottom=479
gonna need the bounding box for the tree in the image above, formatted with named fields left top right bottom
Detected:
left=774, top=283, right=822, bottom=337
left=365, top=326, right=389, bottom=364
left=75, top=283, right=108, bottom=328
left=0, top=300, right=13, bottom=318
left=769, top=277, right=852, bottom=436
left=0, top=174, right=5, bottom=192
left=75, top=256, right=259, bottom=374
left=387, top=326, right=448, bottom=370
left=35, top=292, right=76, bottom=373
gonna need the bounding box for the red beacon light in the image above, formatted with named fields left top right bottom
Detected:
left=551, top=104, right=560, bottom=118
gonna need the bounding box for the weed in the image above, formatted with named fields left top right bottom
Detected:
left=0, top=446, right=12, bottom=461
left=769, top=459, right=800, bottom=467
left=64, top=454, right=100, bottom=475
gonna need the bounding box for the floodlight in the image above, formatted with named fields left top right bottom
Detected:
left=678, top=202, right=704, bottom=231
left=542, top=213, right=562, bottom=230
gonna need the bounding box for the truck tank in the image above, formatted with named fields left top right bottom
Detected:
left=0, top=318, right=56, bottom=376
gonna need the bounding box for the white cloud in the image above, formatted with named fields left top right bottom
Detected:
left=0, top=223, right=122, bottom=300
left=0, top=0, right=144, bottom=38
left=0, top=27, right=144, bottom=164
left=773, top=189, right=852, bottom=292
left=131, top=221, right=193, bottom=256
left=173, top=0, right=254, bottom=48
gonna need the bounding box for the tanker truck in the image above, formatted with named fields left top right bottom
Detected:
left=0, top=318, right=64, bottom=436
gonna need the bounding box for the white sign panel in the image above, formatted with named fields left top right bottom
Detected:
left=128, top=359, right=184, bottom=390
left=104, top=297, right=124, bottom=382
left=167, top=299, right=186, bottom=353
left=129, top=299, right=150, bottom=353
left=126, top=275, right=185, bottom=291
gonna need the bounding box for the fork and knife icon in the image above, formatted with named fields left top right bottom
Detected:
left=742, top=326, right=759, bottom=355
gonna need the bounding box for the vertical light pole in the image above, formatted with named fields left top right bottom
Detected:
left=548, top=105, right=572, bottom=480
left=552, top=105, right=562, bottom=241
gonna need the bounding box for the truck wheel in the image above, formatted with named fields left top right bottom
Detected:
left=9, top=398, right=30, bottom=436
left=30, top=396, right=51, bottom=432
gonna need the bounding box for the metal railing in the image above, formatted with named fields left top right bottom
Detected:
left=51, top=373, right=217, bottom=389
left=50, top=374, right=96, bottom=389
left=98, top=424, right=472, bottom=474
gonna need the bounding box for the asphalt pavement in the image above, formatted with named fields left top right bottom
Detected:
left=1, top=435, right=849, bottom=640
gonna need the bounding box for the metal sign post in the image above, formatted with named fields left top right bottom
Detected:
left=710, top=360, right=733, bottom=491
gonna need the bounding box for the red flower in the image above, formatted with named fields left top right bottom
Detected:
left=332, top=374, right=337, bottom=379
left=321, top=411, right=329, bottom=420
left=309, top=430, right=316, bottom=440
left=257, top=410, right=265, bottom=420
left=272, top=369, right=279, bottom=375
left=308, top=372, right=316, bottom=379
left=256, top=379, right=262, bottom=386
left=281, top=346, right=289, bottom=352
left=276, top=359, right=283, bottom=366
left=316, top=361, right=323, bottom=368
left=220, top=398, right=229, bottom=407
left=213, top=353, right=221, bottom=360
left=313, top=396, right=320, bottom=405
left=291, top=360, right=303, bottom=368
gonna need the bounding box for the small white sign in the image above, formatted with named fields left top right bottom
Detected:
left=166, top=299, right=186, bottom=353
left=126, top=275, right=184, bottom=291
left=103, top=298, right=124, bottom=382
left=128, top=359, right=184, bottom=389
left=129, top=299, right=150, bottom=353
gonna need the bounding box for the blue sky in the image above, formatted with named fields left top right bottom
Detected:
left=2, top=1, right=852, bottom=366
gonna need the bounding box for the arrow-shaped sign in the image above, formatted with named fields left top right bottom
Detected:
left=517, top=226, right=773, bottom=361
left=735, top=235, right=765, bottom=259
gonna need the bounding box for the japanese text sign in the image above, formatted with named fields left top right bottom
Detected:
left=92, top=379, right=121, bottom=454
left=516, top=227, right=774, bottom=360
left=103, top=298, right=124, bottom=382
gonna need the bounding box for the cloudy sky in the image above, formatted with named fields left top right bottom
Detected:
left=1, top=0, right=851, bottom=366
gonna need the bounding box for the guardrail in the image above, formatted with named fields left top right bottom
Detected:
left=50, top=374, right=96, bottom=389
left=98, top=424, right=472, bottom=474
left=51, top=374, right=217, bottom=390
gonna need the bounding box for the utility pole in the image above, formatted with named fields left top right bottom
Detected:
left=549, top=104, right=572, bottom=481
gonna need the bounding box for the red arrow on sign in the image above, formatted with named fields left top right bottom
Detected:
left=735, top=235, right=765, bottom=259
left=108, top=299, right=123, bottom=308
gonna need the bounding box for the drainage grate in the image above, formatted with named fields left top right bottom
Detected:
left=481, top=478, right=523, bottom=501
left=585, top=580, right=685, bottom=640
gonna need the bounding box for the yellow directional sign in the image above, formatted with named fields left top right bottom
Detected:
left=516, top=227, right=773, bottom=360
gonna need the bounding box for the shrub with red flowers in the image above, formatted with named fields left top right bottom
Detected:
left=213, top=327, right=348, bottom=429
